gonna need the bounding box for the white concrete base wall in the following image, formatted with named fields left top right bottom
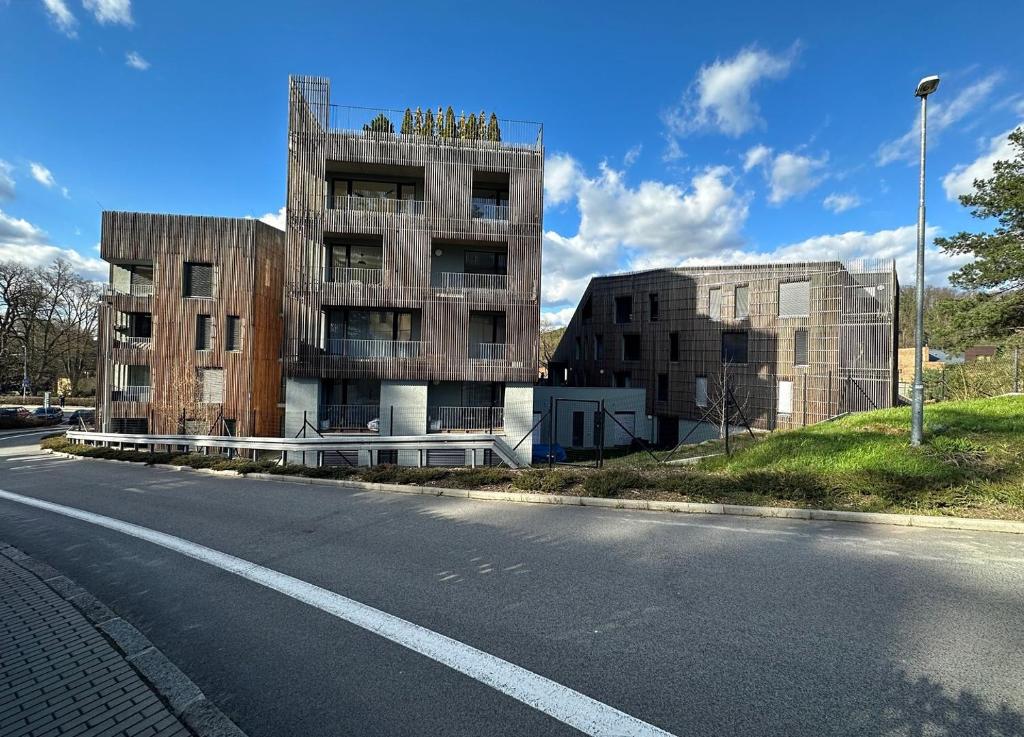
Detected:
left=284, top=377, right=320, bottom=464
left=532, top=387, right=650, bottom=449
left=503, top=383, right=534, bottom=466
left=381, top=381, right=428, bottom=466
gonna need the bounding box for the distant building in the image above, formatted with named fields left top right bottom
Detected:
left=965, top=345, right=999, bottom=363
left=550, top=260, right=898, bottom=446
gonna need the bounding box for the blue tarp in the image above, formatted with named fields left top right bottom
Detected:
left=531, top=443, right=567, bottom=463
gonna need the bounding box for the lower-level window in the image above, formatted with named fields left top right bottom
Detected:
left=778, top=380, right=794, bottom=415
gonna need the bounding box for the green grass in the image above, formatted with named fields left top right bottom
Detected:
left=41, top=396, right=1024, bottom=519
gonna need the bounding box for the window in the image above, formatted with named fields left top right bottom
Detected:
left=464, top=250, right=507, bottom=275
left=657, top=374, right=668, bottom=401
left=614, top=295, right=633, bottom=324
left=593, top=334, right=604, bottom=360
left=669, top=332, right=679, bottom=362
left=649, top=293, right=659, bottom=322
left=613, top=371, right=632, bottom=388
left=779, top=280, right=810, bottom=317
left=622, top=334, right=642, bottom=361
left=225, top=316, right=243, bottom=352
left=794, top=328, right=809, bottom=367
left=695, top=376, right=708, bottom=408
left=183, top=263, right=214, bottom=298
left=721, top=331, right=748, bottom=364
left=195, top=314, right=212, bottom=351
left=778, top=380, right=794, bottom=415
left=200, top=368, right=224, bottom=404
left=327, top=243, right=384, bottom=274
left=582, top=296, right=593, bottom=321
left=709, top=287, right=722, bottom=320
left=574, top=336, right=582, bottom=360
left=735, top=285, right=749, bottom=319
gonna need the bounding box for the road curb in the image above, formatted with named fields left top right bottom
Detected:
left=0, top=541, right=248, bottom=737
left=45, top=449, right=1024, bottom=534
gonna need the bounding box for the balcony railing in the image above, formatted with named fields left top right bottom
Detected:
left=105, top=284, right=154, bottom=297
left=323, top=267, right=383, bottom=285
left=469, top=342, right=508, bottom=360
left=115, top=336, right=152, bottom=349
left=429, top=406, right=504, bottom=433
left=324, top=105, right=543, bottom=151
left=324, top=339, right=425, bottom=359
left=431, top=272, right=507, bottom=292
left=319, top=404, right=380, bottom=432
left=471, top=200, right=509, bottom=221
left=330, top=194, right=424, bottom=216
left=111, top=386, right=151, bottom=403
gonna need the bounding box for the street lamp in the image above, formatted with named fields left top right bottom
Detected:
left=911, top=74, right=939, bottom=446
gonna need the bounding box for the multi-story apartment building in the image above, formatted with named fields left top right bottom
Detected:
left=96, top=212, right=284, bottom=436
left=281, top=76, right=543, bottom=463
left=550, top=260, right=898, bottom=446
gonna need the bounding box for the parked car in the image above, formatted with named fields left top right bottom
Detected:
left=65, top=409, right=95, bottom=427
left=0, top=406, right=30, bottom=419
left=32, top=406, right=64, bottom=424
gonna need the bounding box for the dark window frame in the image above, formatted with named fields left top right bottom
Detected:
left=649, top=293, right=659, bottom=322
left=183, top=262, right=215, bottom=299
left=669, top=332, right=679, bottom=362
left=614, top=295, right=633, bottom=324
left=195, top=314, right=213, bottom=351
left=657, top=373, right=669, bottom=402
left=721, top=331, right=749, bottom=365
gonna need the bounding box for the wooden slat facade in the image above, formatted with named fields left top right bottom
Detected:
left=97, top=212, right=285, bottom=435
left=551, top=261, right=898, bottom=435
left=283, top=76, right=543, bottom=385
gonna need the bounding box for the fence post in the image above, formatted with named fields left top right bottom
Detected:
left=547, top=396, right=554, bottom=469
left=1014, top=347, right=1020, bottom=393
left=597, top=400, right=605, bottom=469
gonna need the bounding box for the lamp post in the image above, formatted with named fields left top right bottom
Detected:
left=911, top=74, right=940, bottom=446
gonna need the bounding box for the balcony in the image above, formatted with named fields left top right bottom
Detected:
left=428, top=406, right=504, bottom=433
left=104, top=283, right=154, bottom=297
left=471, top=199, right=509, bottom=221
left=469, top=342, right=508, bottom=361
left=319, top=404, right=380, bottom=433
left=432, top=272, right=507, bottom=293
left=325, top=339, right=425, bottom=359
left=115, top=336, right=152, bottom=349
left=323, top=267, right=383, bottom=285
left=330, top=194, right=424, bottom=217
left=111, top=386, right=151, bottom=403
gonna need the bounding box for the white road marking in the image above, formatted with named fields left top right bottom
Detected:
left=0, top=429, right=65, bottom=440
left=0, top=489, right=676, bottom=737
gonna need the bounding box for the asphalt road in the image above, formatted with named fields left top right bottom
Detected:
left=0, top=433, right=1022, bottom=737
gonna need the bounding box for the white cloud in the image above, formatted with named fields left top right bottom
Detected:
left=542, top=156, right=749, bottom=309
left=767, top=151, right=828, bottom=204
left=822, top=192, right=861, bottom=213
left=541, top=306, right=577, bottom=328
left=29, top=162, right=56, bottom=188
left=83, top=0, right=133, bottom=25
left=125, top=51, right=149, bottom=70
left=742, top=144, right=772, bottom=172
left=41, top=0, right=77, bottom=37
left=0, top=209, right=107, bottom=281
left=876, top=73, right=1001, bottom=166
left=623, top=145, right=642, bottom=167
left=664, top=45, right=799, bottom=138
left=679, top=224, right=969, bottom=286
left=0, top=161, right=14, bottom=200
left=257, top=206, right=286, bottom=230
left=942, top=125, right=1021, bottom=201
left=544, top=153, right=582, bottom=206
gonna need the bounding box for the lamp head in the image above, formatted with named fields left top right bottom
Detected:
left=915, top=75, right=940, bottom=98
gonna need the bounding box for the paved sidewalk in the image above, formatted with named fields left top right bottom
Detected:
left=0, top=550, right=190, bottom=737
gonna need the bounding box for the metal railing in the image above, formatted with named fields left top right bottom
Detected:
left=64, top=430, right=526, bottom=468
left=324, top=339, right=425, bottom=359
left=431, top=272, right=508, bottom=292
left=105, top=284, right=154, bottom=297
left=111, top=386, right=151, bottom=403
left=319, top=404, right=380, bottom=432
left=469, top=342, right=508, bottom=360
left=322, top=267, right=383, bottom=285
left=324, top=105, right=543, bottom=151
left=115, top=336, right=152, bottom=349
left=471, top=200, right=510, bottom=221
left=429, top=406, right=504, bottom=432
left=330, top=194, right=424, bottom=216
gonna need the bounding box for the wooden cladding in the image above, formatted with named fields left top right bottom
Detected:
left=98, top=212, right=285, bottom=436
left=284, top=75, right=543, bottom=385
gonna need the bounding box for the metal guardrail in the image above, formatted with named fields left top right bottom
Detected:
left=469, top=343, right=508, bottom=361
left=330, top=194, right=424, bottom=216
left=115, top=336, right=152, bottom=349
left=111, top=386, right=151, bottom=403
left=64, top=430, right=525, bottom=468
left=429, top=406, right=504, bottom=432
left=431, top=272, right=508, bottom=292
left=322, top=267, right=383, bottom=285
left=470, top=200, right=509, bottom=221
left=324, top=339, right=425, bottom=358
left=318, top=404, right=379, bottom=432
left=104, top=284, right=154, bottom=297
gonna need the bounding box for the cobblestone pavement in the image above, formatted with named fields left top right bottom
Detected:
left=0, top=551, right=190, bottom=737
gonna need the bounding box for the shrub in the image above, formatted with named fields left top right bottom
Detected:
left=443, top=467, right=512, bottom=488
left=357, top=465, right=449, bottom=485
left=513, top=469, right=583, bottom=493
left=582, top=469, right=646, bottom=498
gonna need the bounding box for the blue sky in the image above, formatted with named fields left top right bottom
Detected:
left=2, top=0, right=1022, bottom=325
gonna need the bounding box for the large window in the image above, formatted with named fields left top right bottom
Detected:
left=779, top=280, right=811, bottom=317
left=794, top=328, right=809, bottom=367
left=735, top=285, right=749, bottom=319
left=464, top=250, right=507, bottom=275
left=225, top=316, right=243, bottom=352
left=195, top=314, right=212, bottom=351
left=327, top=242, right=384, bottom=272
left=183, top=263, right=214, bottom=298
left=721, top=331, right=748, bottom=364
left=649, top=293, right=659, bottom=322
left=622, top=334, right=642, bottom=361
left=615, top=295, right=633, bottom=324
left=327, top=309, right=420, bottom=345
left=709, top=287, right=722, bottom=320
left=331, top=178, right=417, bottom=202
left=695, top=376, right=708, bottom=408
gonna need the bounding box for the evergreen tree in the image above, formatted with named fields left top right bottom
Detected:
left=478, top=110, right=486, bottom=139
left=933, top=127, right=1024, bottom=349
left=423, top=108, right=435, bottom=137
left=467, top=113, right=478, bottom=140
left=400, top=108, right=414, bottom=135
left=413, top=107, right=423, bottom=135
left=363, top=113, right=394, bottom=134
left=437, top=107, right=445, bottom=137
left=457, top=110, right=467, bottom=138
left=487, top=113, right=501, bottom=142
left=444, top=106, right=456, bottom=138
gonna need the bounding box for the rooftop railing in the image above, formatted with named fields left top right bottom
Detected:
left=330, top=194, right=425, bottom=216
left=324, top=105, right=543, bottom=151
